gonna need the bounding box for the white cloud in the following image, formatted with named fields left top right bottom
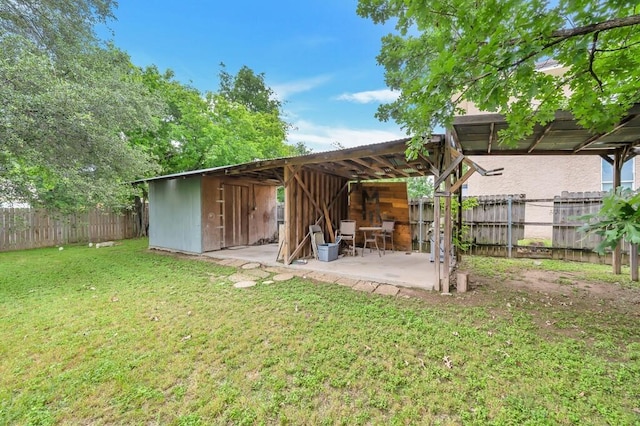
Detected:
left=271, top=75, right=333, bottom=100
left=336, top=89, right=400, bottom=104
left=287, top=119, right=405, bottom=152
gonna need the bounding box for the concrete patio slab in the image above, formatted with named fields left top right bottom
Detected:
left=203, top=244, right=438, bottom=290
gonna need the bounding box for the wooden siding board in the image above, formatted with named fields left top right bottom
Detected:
left=349, top=182, right=411, bottom=251
left=202, top=176, right=222, bottom=252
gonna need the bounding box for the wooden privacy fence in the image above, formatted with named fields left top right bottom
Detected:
left=410, top=195, right=526, bottom=253
left=552, top=191, right=608, bottom=249
left=1, top=208, right=145, bottom=252
left=409, top=192, right=621, bottom=263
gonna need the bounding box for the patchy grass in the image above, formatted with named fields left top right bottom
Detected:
left=461, top=255, right=638, bottom=287
left=1, top=240, right=639, bottom=424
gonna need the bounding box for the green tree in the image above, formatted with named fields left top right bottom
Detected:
left=357, top=0, right=640, bottom=156
left=206, top=94, right=291, bottom=166
left=129, top=66, right=217, bottom=174
left=0, top=1, right=161, bottom=210
left=218, top=63, right=282, bottom=114
left=131, top=65, right=297, bottom=175
left=0, top=0, right=116, bottom=54
left=407, top=176, right=434, bottom=199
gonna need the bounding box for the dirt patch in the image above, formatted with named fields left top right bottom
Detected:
left=503, top=269, right=640, bottom=310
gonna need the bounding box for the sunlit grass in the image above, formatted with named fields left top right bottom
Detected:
left=1, top=240, right=638, bottom=424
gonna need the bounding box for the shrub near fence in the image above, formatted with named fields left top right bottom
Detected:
left=0, top=208, right=144, bottom=252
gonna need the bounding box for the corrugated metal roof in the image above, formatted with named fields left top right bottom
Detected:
left=452, top=104, right=640, bottom=156
left=133, top=136, right=444, bottom=185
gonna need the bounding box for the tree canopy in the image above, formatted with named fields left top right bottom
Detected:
left=218, top=63, right=282, bottom=115
left=357, top=0, right=640, bottom=154
left=130, top=65, right=295, bottom=176
left=0, top=0, right=162, bottom=210
left=1, top=1, right=297, bottom=210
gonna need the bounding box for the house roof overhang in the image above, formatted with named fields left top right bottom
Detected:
left=133, top=136, right=445, bottom=185
left=451, top=103, right=640, bottom=157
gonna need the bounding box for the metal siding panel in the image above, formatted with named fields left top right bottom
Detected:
left=149, top=177, right=203, bottom=253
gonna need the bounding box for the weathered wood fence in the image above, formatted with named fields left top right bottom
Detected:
left=409, top=192, right=623, bottom=263
left=410, top=194, right=526, bottom=252
left=1, top=208, right=145, bottom=252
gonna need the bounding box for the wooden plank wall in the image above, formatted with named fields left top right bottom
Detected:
left=0, top=208, right=142, bottom=252
left=285, top=167, right=348, bottom=261
left=201, top=177, right=278, bottom=251
left=248, top=184, right=278, bottom=244
left=349, top=182, right=411, bottom=251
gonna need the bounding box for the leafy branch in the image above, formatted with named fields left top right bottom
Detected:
left=578, top=188, right=640, bottom=255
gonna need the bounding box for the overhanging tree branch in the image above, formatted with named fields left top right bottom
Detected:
left=551, top=14, right=640, bottom=38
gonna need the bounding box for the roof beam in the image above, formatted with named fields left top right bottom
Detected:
left=450, top=167, right=476, bottom=193
left=452, top=109, right=585, bottom=126
left=417, top=153, right=440, bottom=175
left=350, top=157, right=402, bottom=178
left=573, top=114, right=637, bottom=153
left=434, top=154, right=464, bottom=188
left=600, top=154, right=614, bottom=166
left=334, top=161, right=376, bottom=180
left=227, top=137, right=443, bottom=175
left=338, top=160, right=379, bottom=180
left=487, top=122, right=495, bottom=154
left=462, top=148, right=615, bottom=156
left=527, top=122, right=553, bottom=153
left=370, top=155, right=411, bottom=177
left=448, top=127, right=463, bottom=152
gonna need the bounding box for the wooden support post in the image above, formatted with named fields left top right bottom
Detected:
left=456, top=161, right=464, bottom=261
left=631, top=244, right=638, bottom=282
left=433, top=192, right=441, bottom=292
left=443, top=191, right=451, bottom=294
left=283, top=166, right=292, bottom=265
left=613, top=149, right=622, bottom=275
left=442, top=145, right=452, bottom=294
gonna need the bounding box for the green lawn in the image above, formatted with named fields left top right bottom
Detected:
left=1, top=239, right=638, bottom=425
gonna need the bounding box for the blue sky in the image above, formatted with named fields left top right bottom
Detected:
left=99, top=1, right=404, bottom=152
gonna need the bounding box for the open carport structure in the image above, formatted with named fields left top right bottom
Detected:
left=449, top=103, right=640, bottom=277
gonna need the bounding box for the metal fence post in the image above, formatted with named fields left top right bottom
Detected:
left=507, top=195, right=513, bottom=258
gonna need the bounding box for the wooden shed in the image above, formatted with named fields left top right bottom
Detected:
left=137, top=136, right=445, bottom=261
